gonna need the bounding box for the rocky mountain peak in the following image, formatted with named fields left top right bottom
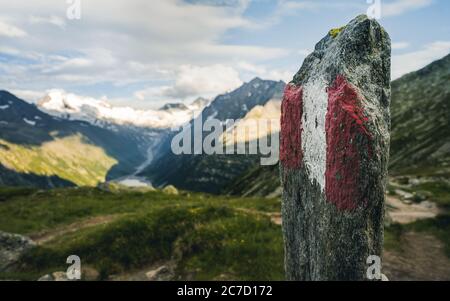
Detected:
left=159, top=103, right=189, bottom=111
left=190, top=97, right=210, bottom=109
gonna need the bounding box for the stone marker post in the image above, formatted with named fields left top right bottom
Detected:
left=280, top=15, right=391, bottom=281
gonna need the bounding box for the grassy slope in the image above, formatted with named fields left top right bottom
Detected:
left=1, top=186, right=449, bottom=280
left=223, top=164, right=280, bottom=197
left=390, top=54, right=450, bottom=176
left=0, top=135, right=117, bottom=186
left=0, top=187, right=283, bottom=281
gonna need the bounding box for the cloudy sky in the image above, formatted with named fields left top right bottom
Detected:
left=1, top=0, right=449, bottom=109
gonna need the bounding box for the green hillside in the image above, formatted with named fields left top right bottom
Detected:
left=390, top=53, right=450, bottom=176
left=0, top=186, right=283, bottom=281
left=1, top=186, right=448, bottom=280
left=0, top=91, right=146, bottom=188
left=0, top=135, right=117, bottom=186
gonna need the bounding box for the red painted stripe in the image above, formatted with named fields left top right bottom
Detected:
left=325, top=75, right=372, bottom=211
left=280, top=84, right=303, bottom=169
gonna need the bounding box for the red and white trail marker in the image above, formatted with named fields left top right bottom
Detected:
left=280, top=15, right=391, bottom=280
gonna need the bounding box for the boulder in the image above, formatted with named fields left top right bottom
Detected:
left=145, top=265, right=172, bottom=281
left=0, top=231, right=36, bottom=272
left=82, top=266, right=100, bottom=281
left=38, top=271, right=68, bottom=281
left=162, top=185, right=179, bottom=195
left=37, top=274, right=53, bottom=281
left=395, top=189, right=414, bottom=201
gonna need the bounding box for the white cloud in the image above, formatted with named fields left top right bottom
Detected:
left=298, top=49, right=312, bottom=56
left=392, top=41, right=410, bottom=50
left=236, top=61, right=293, bottom=83
left=1, top=0, right=440, bottom=108
left=30, top=15, right=66, bottom=28
left=252, top=0, right=366, bottom=29
left=392, top=41, right=450, bottom=79
left=251, top=0, right=317, bottom=28
left=165, top=64, right=242, bottom=98
left=383, top=0, right=433, bottom=17
left=194, top=44, right=289, bottom=61
left=136, top=64, right=243, bottom=100
left=0, top=0, right=290, bottom=107
left=254, top=0, right=434, bottom=28
left=9, top=89, right=45, bottom=102
left=0, top=20, right=27, bottom=37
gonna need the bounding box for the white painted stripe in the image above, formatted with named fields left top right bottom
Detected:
left=301, top=77, right=328, bottom=191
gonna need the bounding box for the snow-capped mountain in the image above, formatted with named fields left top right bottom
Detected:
left=37, top=90, right=210, bottom=129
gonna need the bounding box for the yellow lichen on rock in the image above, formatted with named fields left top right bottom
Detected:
left=329, top=26, right=345, bottom=38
